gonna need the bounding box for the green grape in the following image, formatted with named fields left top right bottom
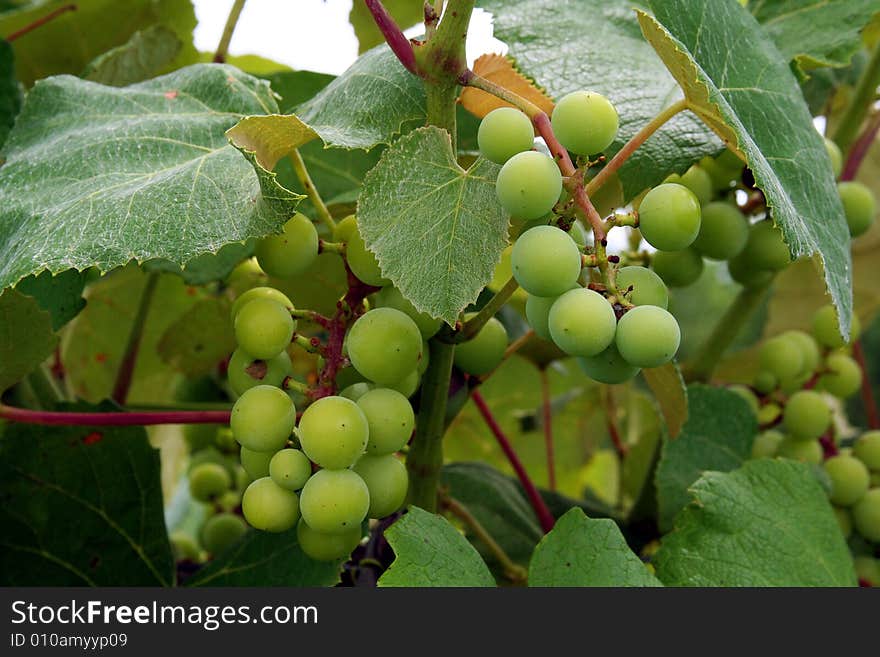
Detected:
left=230, top=385, right=296, bottom=452
left=852, top=488, right=880, bottom=542
left=854, top=556, right=880, bottom=585
left=269, top=448, right=312, bottom=491
left=757, top=402, right=781, bottom=425
left=569, top=221, right=590, bottom=249
left=751, top=429, right=784, bottom=459
left=374, top=286, right=441, bottom=338
left=550, top=90, right=618, bottom=155
left=616, top=266, right=669, bottom=308
left=353, top=454, right=409, bottom=518
left=838, top=181, right=876, bottom=238
left=240, top=446, right=274, bottom=480
left=201, top=513, right=247, bottom=554
left=753, top=370, right=777, bottom=394
left=691, top=202, right=748, bottom=260
left=296, top=519, right=362, bottom=562
left=679, top=165, right=713, bottom=205
left=387, top=369, right=420, bottom=398
left=333, top=214, right=358, bottom=243
left=169, top=531, right=201, bottom=562
left=615, top=305, right=681, bottom=368
left=189, top=462, right=232, bottom=502
left=511, top=226, right=582, bottom=297
left=777, top=436, right=822, bottom=464
left=714, top=149, right=745, bottom=177
left=782, top=330, right=821, bottom=376
left=823, top=455, right=870, bottom=506
left=299, top=469, right=370, bottom=534
left=231, top=286, right=293, bottom=322
left=241, top=477, right=300, bottom=532
left=488, top=245, right=529, bottom=306
left=637, top=183, right=702, bottom=251
left=339, top=382, right=373, bottom=401
left=854, top=431, right=880, bottom=471
left=819, top=353, right=861, bottom=398
left=727, top=251, right=775, bottom=288
left=234, top=298, right=295, bottom=360
left=741, top=221, right=790, bottom=271
left=759, top=334, right=804, bottom=383
left=824, top=137, right=842, bottom=179
left=225, top=257, right=266, bottom=295
left=358, top=387, right=415, bottom=455
left=188, top=446, right=233, bottom=476
left=334, top=365, right=367, bottom=391
left=548, top=288, right=616, bottom=357
left=651, top=248, right=704, bottom=288
left=495, top=151, right=563, bottom=220
left=729, top=385, right=759, bottom=415
left=454, top=315, right=509, bottom=375
left=255, top=213, right=319, bottom=279
left=812, top=304, right=860, bottom=349
left=347, top=308, right=423, bottom=384
left=833, top=507, right=852, bottom=538
left=698, top=155, right=737, bottom=191
left=347, top=224, right=390, bottom=287
left=477, top=107, right=535, bottom=164
left=782, top=390, right=830, bottom=441
left=526, top=293, right=561, bottom=341
left=227, top=347, right=292, bottom=396
left=577, top=342, right=640, bottom=384
left=298, top=396, right=369, bottom=469
left=217, top=489, right=241, bottom=512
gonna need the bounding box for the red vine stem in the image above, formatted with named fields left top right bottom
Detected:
left=852, top=340, right=880, bottom=430
left=111, top=272, right=159, bottom=404
left=840, top=111, right=880, bottom=182
left=6, top=3, right=76, bottom=42
left=364, top=0, right=419, bottom=75
left=0, top=405, right=230, bottom=426
left=603, top=387, right=628, bottom=458
left=539, top=368, right=556, bottom=491
left=471, top=389, right=556, bottom=533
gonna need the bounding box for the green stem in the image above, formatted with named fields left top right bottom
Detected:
left=212, top=0, right=247, bottom=63
left=457, top=277, right=518, bottom=342
left=425, top=83, right=459, bottom=149
left=111, top=271, right=159, bottom=404
left=832, top=41, right=880, bottom=153
left=461, top=71, right=543, bottom=118
left=319, top=240, right=345, bottom=254
left=289, top=149, right=336, bottom=233
left=26, top=366, right=63, bottom=408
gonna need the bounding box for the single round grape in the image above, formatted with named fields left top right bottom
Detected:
left=742, top=221, right=791, bottom=271
left=169, top=531, right=201, bottom=562
left=387, top=368, right=420, bottom=398
left=296, top=519, right=362, bottom=562
left=255, top=213, right=319, bottom=279
left=526, top=293, right=561, bottom=341
left=374, top=286, right=441, bottom=339
left=777, top=436, right=822, bottom=464
left=477, top=107, right=535, bottom=164
left=230, top=286, right=293, bottom=322
left=217, top=488, right=242, bottom=511
left=347, top=308, right=422, bottom=384
left=728, top=385, right=759, bottom=415
left=240, top=446, right=274, bottom=481
left=511, top=225, right=582, bottom=297
left=824, top=137, right=842, bottom=178
left=495, top=151, right=563, bottom=220
left=269, top=448, right=312, bottom=491
left=551, top=90, right=618, bottom=155
left=230, top=385, right=296, bottom=452
left=783, top=330, right=821, bottom=376
left=823, top=455, right=870, bottom=507
left=340, top=382, right=373, bottom=401
left=227, top=347, right=292, bottom=396
left=783, top=390, right=831, bottom=441
left=759, top=334, right=804, bottom=383
left=679, top=165, right=713, bottom=205
left=753, top=370, right=778, bottom=394
left=616, top=266, right=669, bottom=309
left=548, top=288, right=616, bottom=357
left=615, top=305, right=681, bottom=368
left=838, top=181, right=876, bottom=237
left=347, top=225, right=390, bottom=287
left=757, top=402, right=782, bottom=425
left=333, top=214, right=358, bottom=243
left=854, top=431, right=880, bottom=471
left=298, top=396, right=369, bottom=469
left=241, top=477, right=300, bottom=532
left=234, top=298, right=295, bottom=360
left=651, top=248, right=704, bottom=288
left=854, top=556, right=880, bottom=585
left=201, top=513, right=247, bottom=554
left=812, top=305, right=860, bottom=349
left=577, top=342, right=641, bottom=384
left=751, top=429, right=784, bottom=459
left=699, top=155, right=738, bottom=191
left=727, top=251, right=775, bottom=288
left=638, top=183, right=702, bottom=251
left=188, top=446, right=232, bottom=476
left=353, top=454, right=409, bottom=518
left=189, top=462, right=232, bottom=502
left=691, top=202, right=748, bottom=260
left=357, top=388, right=415, bottom=455
left=833, top=507, right=852, bottom=538
left=852, top=488, right=880, bottom=542
left=299, top=469, right=370, bottom=534
left=819, top=353, right=862, bottom=398
left=454, top=315, right=509, bottom=375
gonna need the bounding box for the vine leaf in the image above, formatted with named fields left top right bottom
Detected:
left=157, top=297, right=235, bottom=377
left=15, top=268, right=87, bottom=331
left=227, top=114, right=317, bottom=171
left=0, top=288, right=58, bottom=393
left=641, top=362, right=687, bottom=438
left=378, top=506, right=496, bottom=587
left=349, top=0, right=424, bottom=54
left=358, top=127, right=507, bottom=325
left=82, top=24, right=182, bottom=87
left=655, top=459, right=856, bottom=586
left=640, top=0, right=852, bottom=337
left=0, top=39, right=21, bottom=148
left=460, top=54, right=555, bottom=119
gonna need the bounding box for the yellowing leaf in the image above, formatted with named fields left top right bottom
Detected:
left=460, top=54, right=555, bottom=119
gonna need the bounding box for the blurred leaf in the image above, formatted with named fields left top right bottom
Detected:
left=157, top=297, right=234, bottom=377
left=0, top=39, right=20, bottom=148
left=641, top=362, right=687, bottom=438
left=0, top=288, right=57, bottom=393
left=83, top=25, right=181, bottom=86
left=349, top=0, right=424, bottom=53
left=266, top=70, right=334, bottom=113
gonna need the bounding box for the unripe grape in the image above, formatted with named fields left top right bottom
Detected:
left=551, top=90, right=618, bottom=155
left=353, top=454, right=409, bottom=518
left=715, top=149, right=745, bottom=177
left=782, top=390, right=830, bottom=441
left=833, top=507, right=852, bottom=538
left=299, top=469, right=370, bottom=534
left=526, top=293, right=561, bottom=341
left=651, top=248, right=704, bottom=287
left=477, top=107, right=535, bottom=164
left=616, top=266, right=669, bottom=309
left=169, top=531, right=201, bottom=562
left=454, top=315, right=508, bottom=375
left=240, top=446, right=274, bottom=481
left=854, top=431, right=880, bottom=471
left=577, top=342, right=640, bottom=384
left=699, top=154, right=738, bottom=191
left=201, top=513, right=247, bottom=554
left=241, top=477, right=300, bottom=532
left=298, top=396, right=369, bottom=469
left=333, top=214, right=358, bottom=243
left=227, top=347, right=292, bottom=396
left=759, top=335, right=804, bottom=383
left=679, top=165, right=713, bottom=205
left=231, top=286, right=293, bottom=322
left=638, top=183, right=702, bottom=251
left=374, top=286, right=441, bottom=338
left=692, top=202, right=748, bottom=260
left=255, top=213, right=319, bottom=279
left=339, top=382, right=373, bottom=401
left=231, top=385, right=296, bottom=452
left=852, top=488, right=880, bottom=542
left=824, top=137, right=842, bottom=178
left=819, top=353, right=861, bottom=398
left=728, top=385, right=759, bottom=415
left=495, top=151, right=563, bottom=220
left=357, top=388, right=415, bottom=455
left=488, top=245, right=529, bottom=305
left=742, top=221, right=791, bottom=271
left=854, top=556, right=880, bottom=584
left=234, top=298, right=295, bottom=360
left=727, top=250, right=775, bottom=288
left=777, top=436, right=822, bottom=464
left=511, top=225, right=582, bottom=297
left=269, top=448, right=312, bottom=491
left=615, top=305, right=681, bottom=368
left=812, top=304, right=860, bottom=349
left=548, top=288, right=616, bottom=357
left=838, top=181, right=876, bottom=238
left=753, top=370, right=777, bottom=394
left=347, top=225, right=390, bottom=287
left=751, top=429, right=784, bottom=459
left=189, top=462, right=232, bottom=502
left=387, top=368, right=420, bottom=398
left=347, top=308, right=422, bottom=384
left=823, top=455, right=870, bottom=506
left=296, top=519, right=362, bottom=562
left=783, top=330, right=821, bottom=376
left=757, top=402, right=782, bottom=425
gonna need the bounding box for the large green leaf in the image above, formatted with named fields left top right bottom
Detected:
left=529, top=508, right=662, bottom=587
left=0, top=288, right=57, bottom=392
left=378, top=506, right=495, bottom=587
left=358, top=127, right=506, bottom=324
left=15, top=268, right=87, bottom=330
left=655, top=459, right=856, bottom=586
left=0, top=417, right=174, bottom=586
left=0, top=64, right=301, bottom=291
left=350, top=0, right=425, bottom=54
left=82, top=25, right=182, bottom=86
left=480, top=0, right=721, bottom=199
left=157, top=297, right=235, bottom=377
left=641, top=0, right=853, bottom=337
left=655, top=384, right=756, bottom=532
left=0, top=39, right=20, bottom=148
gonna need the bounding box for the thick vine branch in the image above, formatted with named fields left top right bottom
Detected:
left=840, top=111, right=880, bottom=182
left=364, top=0, right=419, bottom=74
left=112, top=271, right=159, bottom=404
left=0, top=405, right=230, bottom=426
